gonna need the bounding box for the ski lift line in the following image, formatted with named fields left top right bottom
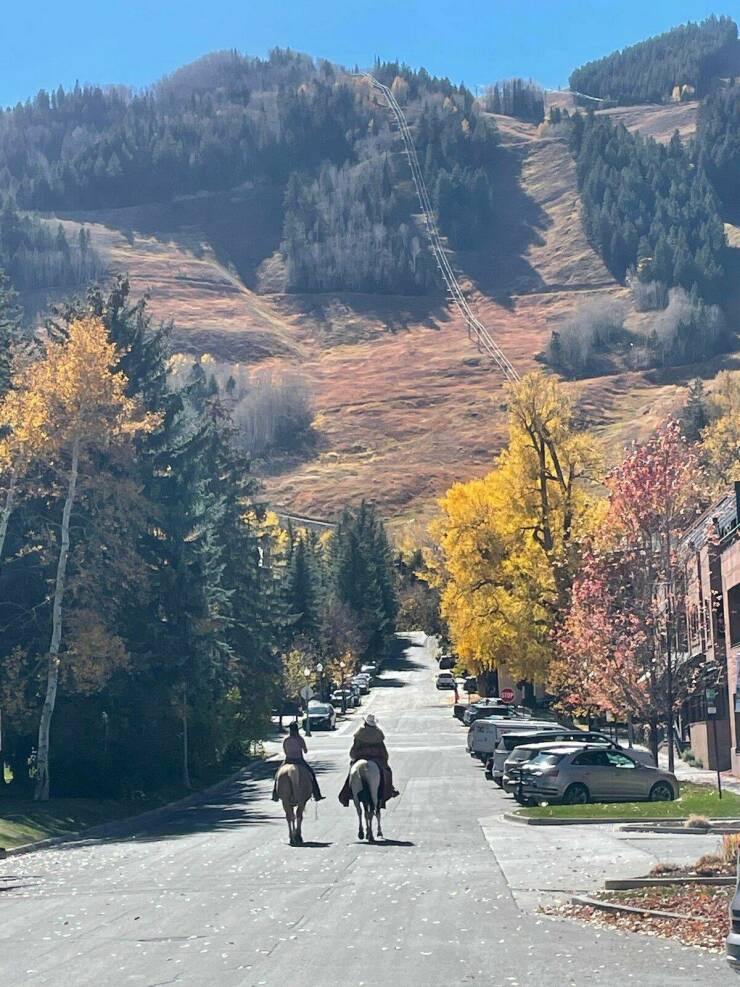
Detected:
left=361, top=74, right=519, bottom=381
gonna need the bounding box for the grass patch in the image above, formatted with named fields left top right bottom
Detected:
left=518, top=783, right=740, bottom=819
left=0, top=797, right=166, bottom=850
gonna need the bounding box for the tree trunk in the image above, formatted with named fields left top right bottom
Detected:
left=648, top=713, right=659, bottom=767
left=35, top=436, right=79, bottom=801
left=182, top=682, right=191, bottom=790
left=0, top=465, right=17, bottom=563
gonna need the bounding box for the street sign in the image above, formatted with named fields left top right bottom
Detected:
left=500, top=687, right=515, bottom=703
left=706, top=687, right=718, bottom=717
left=299, top=685, right=316, bottom=703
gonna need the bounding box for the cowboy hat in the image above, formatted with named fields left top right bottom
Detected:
left=364, top=713, right=377, bottom=727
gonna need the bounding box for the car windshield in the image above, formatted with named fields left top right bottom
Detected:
left=309, top=705, right=330, bottom=714
left=528, top=752, right=565, bottom=767
left=501, top=734, right=533, bottom=751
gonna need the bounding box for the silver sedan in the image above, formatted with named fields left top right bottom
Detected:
left=517, top=744, right=678, bottom=805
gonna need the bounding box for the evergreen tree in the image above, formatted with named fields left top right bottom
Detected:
left=0, top=268, right=21, bottom=397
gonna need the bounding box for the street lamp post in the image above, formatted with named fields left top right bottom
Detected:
left=340, top=660, right=347, bottom=714
left=317, top=663, right=324, bottom=703
left=303, top=667, right=312, bottom=736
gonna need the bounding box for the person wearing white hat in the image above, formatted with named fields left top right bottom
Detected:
left=338, top=711, right=398, bottom=807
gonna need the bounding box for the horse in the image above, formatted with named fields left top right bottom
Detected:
left=350, top=759, right=384, bottom=843
left=275, top=763, right=313, bottom=846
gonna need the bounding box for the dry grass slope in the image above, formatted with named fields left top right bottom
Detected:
left=30, top=100, right=730, bottom=523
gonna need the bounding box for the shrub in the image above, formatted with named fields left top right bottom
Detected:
left=631, top=278, right=668, bottom=312
left=722, top=833, right=740, bottom=864
left=693, top=852, right=725, bottom=875
left=649, top=861, right=682, bottom=876
left=650, top=287, right=726, bottom=366
left=546, top=298, right=627, bottom=376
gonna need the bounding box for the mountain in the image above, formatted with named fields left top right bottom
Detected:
left=1, top=27, right=738, bottom=524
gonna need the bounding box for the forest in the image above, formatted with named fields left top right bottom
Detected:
left=0, top=49, right=507, bottom=297
left=569, top=15, right=738, bottom=104
left=570, top=111, right=726, bottom=302
left=481, top=78, right=545, bottom=123
left=0, top=277, right=399, bottom=800
left=697, top=82, right=740, bottom=214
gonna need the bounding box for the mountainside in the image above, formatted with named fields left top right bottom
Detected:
left=2, top=27, right=739, bottom=524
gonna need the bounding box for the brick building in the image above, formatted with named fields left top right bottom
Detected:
left=679, top=487, right=738, bottom=772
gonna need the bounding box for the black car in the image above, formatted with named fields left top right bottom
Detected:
left=303, top=702, right=337, bottom=730
left=438, top=655, right=455, bottom=670
left=463, top=699, right=527, bottom=726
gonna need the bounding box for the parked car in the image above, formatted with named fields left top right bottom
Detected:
left=516, top=744, right=678, bottom=805
left=467, top=718, right=558, bottom=760
left=330, top=689, right=357, bottom=709
left=352, top=675, right=370, bottom=695
left=360, top=663, right=378, bottom=679
left=436, top=671, right=456, bottom=690
left=349, top=683, right=362, bottom=704
left=501, top=738, right=604, bottom=789
left=438, top=655, right=455, bottom=671
left=488, top=728, right=651, bottom=787
left=463, top=676, right=478, bottom=694
left=463, top=699, right=530, bottom=727
left=303, top=701, right=337, bottom=731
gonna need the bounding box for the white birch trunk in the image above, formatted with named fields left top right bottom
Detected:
left=35, top=435, right=80, bottom=801
left=0, top=465, right=17, bottom=563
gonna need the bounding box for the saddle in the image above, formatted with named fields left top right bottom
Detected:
left=338, top=757, right=392, bottom=808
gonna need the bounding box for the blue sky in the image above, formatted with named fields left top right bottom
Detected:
left=3, top=1, right=733, bottom=106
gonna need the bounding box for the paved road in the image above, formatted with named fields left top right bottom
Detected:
left=0, top=634, right=730, bottom=985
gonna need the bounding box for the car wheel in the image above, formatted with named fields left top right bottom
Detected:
left=563, top=783, right=590, bottom=805
left=649, top=781, right=674, bottom=802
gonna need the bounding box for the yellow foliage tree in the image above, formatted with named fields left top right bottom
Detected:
left=0, top=317, right=155, bottom=799
left=701, top=371, right=740, bottom=487
left=430, top=372, right=599, bottom=689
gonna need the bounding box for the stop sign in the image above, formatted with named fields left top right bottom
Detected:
left=500, top=687, right=515, bottom=703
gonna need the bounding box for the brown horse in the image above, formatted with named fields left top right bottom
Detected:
left=275, top=763, right=313, bottom=846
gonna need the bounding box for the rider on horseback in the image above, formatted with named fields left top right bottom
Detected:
left=272, top=721, right=323, bottom=802
left=339, top=713, right=399, bottom=807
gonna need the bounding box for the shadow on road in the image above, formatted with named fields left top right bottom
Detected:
left=356, top=839, right=415, bottom=848
left=293, top=841, right=332, bottom=849
left=50, top=760, right=291, bottom=851
left=372, top=677, right=405, bottom=689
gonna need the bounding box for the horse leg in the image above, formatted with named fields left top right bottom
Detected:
left=376, top=806, right=384, bottom=840
left=295, top=803, right=304, bottom=845
left=365, top=802, right=375, bottom=843
left=285, top=804, right=295, bottom=846
left=354, top=798, right=364, bottom=840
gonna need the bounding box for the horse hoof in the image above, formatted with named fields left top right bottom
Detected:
left=295, top=834, right=303, bottom=845
left=367, top=834, right=375, bottom=844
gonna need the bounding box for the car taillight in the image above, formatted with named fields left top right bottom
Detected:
left=534, top=767, right=559, bottom=777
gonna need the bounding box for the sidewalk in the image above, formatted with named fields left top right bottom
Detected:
left=658, top=750, right=740, bottom=796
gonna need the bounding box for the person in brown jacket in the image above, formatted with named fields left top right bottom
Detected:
left=338, top=713, right=399, bottom=807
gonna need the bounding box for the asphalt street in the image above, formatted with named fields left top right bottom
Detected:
left=0, top=633, right=731, bottom=986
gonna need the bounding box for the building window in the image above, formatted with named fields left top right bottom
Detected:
left=729, top=584, right=740, bottom=647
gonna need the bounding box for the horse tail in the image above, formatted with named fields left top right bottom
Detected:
left=360, top=774, right=372, bottom=809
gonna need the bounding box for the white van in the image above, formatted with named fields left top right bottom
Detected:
left=466, top=718, right=561, bottom=759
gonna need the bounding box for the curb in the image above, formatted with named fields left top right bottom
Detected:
left=617, top=821, right=740, bottom=834
left=0, top=754, right=280, bottom=859
left=570, top=893, right=713, bottom=922
left=604, top=876, right=736, bottom=890
left=503, top=812, right=687, bottom=826
left=505, top=811, right=740, bottom=827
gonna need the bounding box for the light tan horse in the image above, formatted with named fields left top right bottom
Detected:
left=275, top=763, right=313, bottom=846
